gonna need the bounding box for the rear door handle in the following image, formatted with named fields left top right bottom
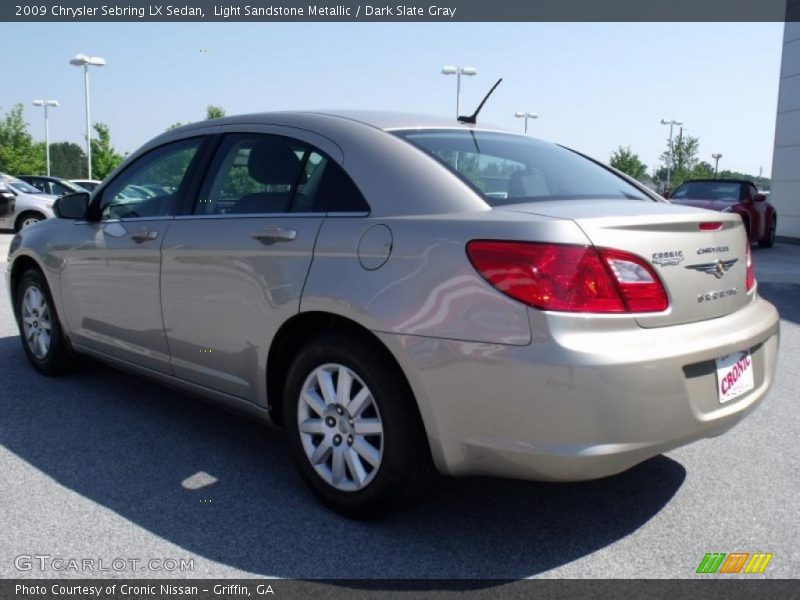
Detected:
left=131, top=228, right=158, bottom=243
left=252, top=226, right=297, bottom=244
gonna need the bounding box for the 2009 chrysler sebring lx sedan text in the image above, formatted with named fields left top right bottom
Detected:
left=6, top=111, right=779, bottom=516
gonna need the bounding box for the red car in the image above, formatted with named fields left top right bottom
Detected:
left=668, top=179, right=777, bottom=248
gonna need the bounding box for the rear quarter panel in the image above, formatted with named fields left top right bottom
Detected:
left=301, top=212, right=591, bottom=345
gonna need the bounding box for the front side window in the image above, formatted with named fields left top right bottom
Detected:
left=394, top=129, right=649, bottom=205
left=99, top=138, right=201, bottom=220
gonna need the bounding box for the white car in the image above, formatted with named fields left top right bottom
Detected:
left=0, top=173, right=57, bottom=231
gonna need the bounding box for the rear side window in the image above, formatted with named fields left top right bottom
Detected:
left=304, top=151, right=369, bottom=213
left=195, top=134, right=369, bottom=215
left=394, top=129, right=649, bottom=206
left=195, top=134, right=306, bottom=215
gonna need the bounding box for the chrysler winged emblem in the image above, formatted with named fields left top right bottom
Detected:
left=684, top=258, right=738, bottom=279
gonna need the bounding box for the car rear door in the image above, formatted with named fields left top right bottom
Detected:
left=58, top=136, right=208, bottom=373
left=159, top=127, right=343, bottom=404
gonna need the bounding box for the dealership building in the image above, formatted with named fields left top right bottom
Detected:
left=773, top=18, right=800, bottom=239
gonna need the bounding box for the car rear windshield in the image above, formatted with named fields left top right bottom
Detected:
left=393, top=129, right=650, bottom=206
left=671, top=181, right=740, bottom=202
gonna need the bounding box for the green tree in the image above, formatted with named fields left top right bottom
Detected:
left=659, top=133, right=701, bottom=191
left=692, top=160, right=714, bottom=180
left=206, top=105, right=225, bottom=120
left=166, top=121, right=185, bottom=132
left=49, top=142, right=87, bottom=179
left=90, top=122, right=124, bottom=179
left=0, top=104, right=45, bottom=175
left=609, top=146, right=648, bottom=181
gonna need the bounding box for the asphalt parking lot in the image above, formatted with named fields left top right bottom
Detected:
left=0, top=231, right=798, bottom=581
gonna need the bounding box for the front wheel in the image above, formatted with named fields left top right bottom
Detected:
left=759, top=216, right=776, bottom=248
left=15, top=212, right=44, bottom=232
left=283, top=331, right=433, bottom=517
left=15, top=269, right=78, bottom=375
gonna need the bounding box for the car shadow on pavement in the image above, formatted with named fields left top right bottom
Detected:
left=0, top=335, right=686, bottom=583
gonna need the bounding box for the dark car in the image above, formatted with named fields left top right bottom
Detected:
left=17, top=175, right=88, bottom=198
left=668, top=179, right=777, bottom=248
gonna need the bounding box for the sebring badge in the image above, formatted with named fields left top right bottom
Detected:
left=685, top=258, right=738, bottom=279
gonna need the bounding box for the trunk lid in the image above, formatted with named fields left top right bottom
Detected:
left=499, top=200, right=749, bottom=328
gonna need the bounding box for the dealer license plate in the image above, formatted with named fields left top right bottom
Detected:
left=715, top=350, right=754, bottom=404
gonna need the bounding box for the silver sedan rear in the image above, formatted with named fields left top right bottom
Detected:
left=6, top=111, right=779, bottom=516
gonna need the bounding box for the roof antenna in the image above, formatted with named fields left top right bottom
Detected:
left=458, top=78, right=503, bottom=124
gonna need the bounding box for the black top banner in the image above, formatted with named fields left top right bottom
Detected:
left=3, top=0, right=798, bottom=22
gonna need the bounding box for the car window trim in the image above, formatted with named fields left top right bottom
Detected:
left=177, top=134, right=223, bottom=216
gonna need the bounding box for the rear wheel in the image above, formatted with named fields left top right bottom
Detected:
left=15, top=269, right=77, bottom=375
left=283, top=331, right=433, bottom=517
left=759, top=216, right=776, bottom=248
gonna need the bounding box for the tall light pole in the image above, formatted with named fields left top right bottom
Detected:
left=441, top=65, right=477, bottom=117
left=712, top=153, right=722, bottom=176
left=32, top=100, right=59, bottom=176
left=660, top=118, right=683, bottom=191
left=70, top=53, right=106, bottom=180
left=514, top=111, right=538, bottom=134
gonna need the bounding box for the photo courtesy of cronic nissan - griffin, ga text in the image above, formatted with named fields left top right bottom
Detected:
left=5, top=110, right=779, bottom=517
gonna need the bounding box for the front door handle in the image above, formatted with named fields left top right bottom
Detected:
left=252, top=226, right=297, bottom=244
left=131, top=228, right=158, bottom=243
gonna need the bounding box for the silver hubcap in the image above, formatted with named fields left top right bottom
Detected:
left=297, top=363, right=384, bottom=492
left=21, top=217, right=41, bottom=229
left=21, top=285, right=52, bottom=360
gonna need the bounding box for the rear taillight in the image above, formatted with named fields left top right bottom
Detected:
left=466, top=241, right=668, bottom=313
left=745, top=243, right=755, bottom=291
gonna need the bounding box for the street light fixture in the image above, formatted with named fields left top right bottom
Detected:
left=70, top=53, right=106, bottom=180
left=660, top=118, right=683, bottom=191
left=514, top=111, right=539, bottom=134
left=32, top=100, right=59, bottom=176
left=712, top=153, right=722, bottom=176
left=441, top=65, right=477, bottom=117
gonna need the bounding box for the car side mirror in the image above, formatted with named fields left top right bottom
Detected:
left=754, top=193, right=766, bottom=203
left=54, top=192, right=90, bottom=220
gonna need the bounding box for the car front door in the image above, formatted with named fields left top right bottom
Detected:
left=58, top=136, right=207, bottom=373
left=159, top=129, right=342, bottom=403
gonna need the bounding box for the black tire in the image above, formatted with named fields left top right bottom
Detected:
left=15, top=268, right=78, bottom=375
left=14, top=211, right=45, bottom=232
left=759, top=216, right=776, bottom=248
left=283, top=330, right=434, bottom=518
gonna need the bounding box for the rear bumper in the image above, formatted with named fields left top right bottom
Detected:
left=377, top=292, right=779, bottom=481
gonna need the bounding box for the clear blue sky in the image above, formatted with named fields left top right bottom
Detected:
left=2, top=22, right=784, bottom=176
